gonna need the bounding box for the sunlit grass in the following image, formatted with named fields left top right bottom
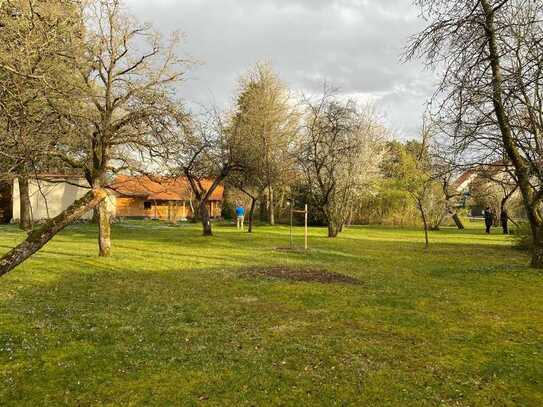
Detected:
left=1, top=220, right=542, bottom=405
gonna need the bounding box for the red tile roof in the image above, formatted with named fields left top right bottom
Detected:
left=452, top=170, right=476, bottom=190
left=109, top=176, right=224, bottom=201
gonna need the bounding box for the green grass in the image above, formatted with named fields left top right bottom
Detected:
left=1, top=220, right=542, bottom=406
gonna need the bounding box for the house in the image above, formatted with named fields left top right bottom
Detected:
left=452, top=161, right=519, bottom=217
left=452, top=160, right=514, bottom=194
left=108, top=175, right=223, bottom=221
left=11, top=175, right=115, bottom=222
left=451, top=169, right=477, bottom=194
left=9, top=174, right=223, bottom=223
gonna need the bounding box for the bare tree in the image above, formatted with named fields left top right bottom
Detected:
left=168, top=110, right=243, bottom=236
left=229, top=172, right=265, bottom=233
left=49, top=0, right=187, bottom=256
left=408, top=0, right=543, bottom=267
left=469, top=163, right=520, bottom=223
left=298, top=90, right=385, bottom=237
left=0, top=0, right=79, bottom=231
left=0, top=0, right=188, bottom=276
left=431, top=143, right=467, bottom=230
left=402, top=121, right=435, bottom=248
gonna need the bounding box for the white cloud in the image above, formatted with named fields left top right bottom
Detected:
left=124, top=0, right=432, bottom=139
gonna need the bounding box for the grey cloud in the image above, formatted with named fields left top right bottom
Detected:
left=125, top=0, right=432, bottom=139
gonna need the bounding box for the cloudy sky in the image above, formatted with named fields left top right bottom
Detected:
left=125, top=0, right=438, bottom=139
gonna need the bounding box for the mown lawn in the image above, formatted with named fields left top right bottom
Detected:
left=1, top=220, right=542, bottom=406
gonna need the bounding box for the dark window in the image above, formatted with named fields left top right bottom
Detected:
left=144, top=201, right=152, bottom=210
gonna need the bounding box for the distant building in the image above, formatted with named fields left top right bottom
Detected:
left=110, top=175, right=223, bottom=220
left=11, top=175, right=114, bottom=222
left=452, top=160, right=513, bottom=195
left=451, top=169, right=478, bottom=195
left=9, top=175, right=224, bottom=224
left=452, top=161, right=519, bottom=217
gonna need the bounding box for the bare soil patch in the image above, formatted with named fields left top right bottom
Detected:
left=242, top=266, right=363, bottom=285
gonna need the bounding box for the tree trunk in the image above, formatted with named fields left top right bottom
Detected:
left=328, top=223, right=339, bottom=238
left=259, top=193, right=267, bottom=222
left=417, top=202, right=429, bottom=249
left=248, top=196, right=257, bottom=233
left=91, top=208, right=100, bottom=224
left=531, top=228, right=543, bottom=268
left=0, top=189, right=107, bottom=277
left=200, top=202, right=212, bottom=236
left=492, top=205, right=500, bottom=226
left=18, top=176, right=32, bottom=232
left=480, top=0, right=539, bottom=266
left=452, top=213, right=465, bottom=230
left=98, top=199, right=111, bottom=257
left=268, top=187, right=275, bottom=225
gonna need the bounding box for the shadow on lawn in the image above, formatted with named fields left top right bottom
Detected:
left=0, top=223, right=531, bottom=283
left=2, top=257, right=542, bottom=406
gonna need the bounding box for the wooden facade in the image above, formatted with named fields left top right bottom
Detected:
left=111, top=176, right=223, bottom=221
left=115, top=197, right=221, bottom=220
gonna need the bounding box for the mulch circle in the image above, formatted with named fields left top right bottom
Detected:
left=242, top=266, right=363, bottom=285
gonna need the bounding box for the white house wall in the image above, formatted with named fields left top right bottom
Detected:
left=12, top=178, right=116, bottom=221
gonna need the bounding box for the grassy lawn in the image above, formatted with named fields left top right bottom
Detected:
left=1, top=220, right=542, bottom=406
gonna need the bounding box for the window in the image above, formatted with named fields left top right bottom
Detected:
left=144, top=201, right=152, bottom=210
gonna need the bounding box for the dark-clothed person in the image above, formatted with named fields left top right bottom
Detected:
left=484, top=207, right=494, bottom=234
left=500, top=209, right=509, bottom=235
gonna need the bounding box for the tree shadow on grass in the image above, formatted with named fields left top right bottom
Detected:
left=1, top=251, right=542, bottom=406
left=0, top=262, right=368, bottom=405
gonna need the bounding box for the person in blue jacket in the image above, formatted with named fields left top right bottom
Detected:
left=235, top=204, right=245, bottom=231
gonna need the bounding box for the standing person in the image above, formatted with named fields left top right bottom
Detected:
left=484, top=206, right=494, bottom=234
left=235, top=204, right=245, bottom=231
left=500, top=208, right=509, bottom=235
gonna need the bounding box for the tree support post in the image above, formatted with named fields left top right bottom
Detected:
left=289, top=204, right=293, bottom=249
left=304, top=204, right=308, bottom=251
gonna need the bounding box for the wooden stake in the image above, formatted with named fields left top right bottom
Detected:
left=304, top=204, right=308, bottom=250
left=290, top=205, right=293, bottom=249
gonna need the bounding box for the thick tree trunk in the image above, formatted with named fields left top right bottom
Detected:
left=18, top=176, right=32, bottom=232
left=328, top=223, right=339, bottom=238
left=248, top=196, right=257, bottom=233
left=268, top=187, right=275, bottom=225
left=480, top=1, right=540, bottom=267
left=200, top=202, right=212, bottom=236
left=98, top=199, right=111, bottom=257
left=185, top=167, right=230, bottom=235
left=531, top=228, right=543, bottom=268
left=0, top=189, right=107, bottom=277
left=189, top=199, right=198, bottom=222
left=92, top=208, right=99, bottom=224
